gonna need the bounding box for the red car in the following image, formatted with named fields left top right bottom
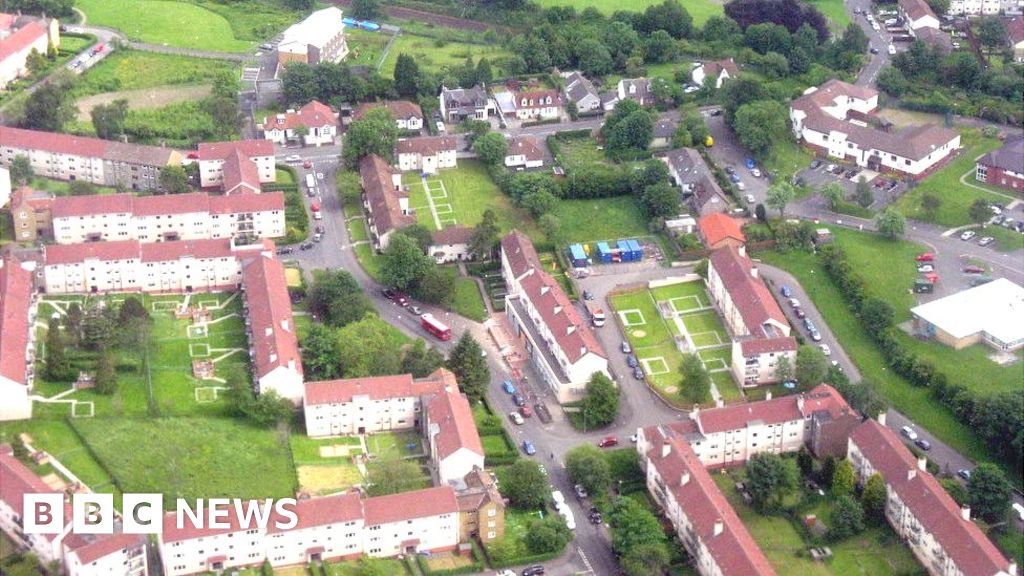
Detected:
left=303, top=160, right=312, bottom=169
left=519, top=405, right=532, bottom=418
left=963, top=265, right=984, bottom=274
left=915, top=252, right=935, bottom=262
left=598, top=436, right=619, bottom=448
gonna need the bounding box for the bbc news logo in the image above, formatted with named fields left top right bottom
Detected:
left=23, top=494, right=299, bottom=535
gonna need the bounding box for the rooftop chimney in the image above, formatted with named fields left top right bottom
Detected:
left=713, top=519, right=724, bottom=536
left=917, top=456, right=926, bottom=471
left=661, top=443, right=671, bottom=458
left=960, top=505, right=971, bottom=521
left=750, top=266, right=758, bottom=279
left=877, top=412, right=886, bottom=426
left=715, top=397, right=724, bottom=408
left=907, top=468, right=916, bottom=481
left=681, top=471, right=690, bottom=486
left=1008, top=561, right=1017, bottom=576
left=765, top=391, right=773, bottom=401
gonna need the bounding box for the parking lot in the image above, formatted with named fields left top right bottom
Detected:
left=797, top=160, right=906, bottom=210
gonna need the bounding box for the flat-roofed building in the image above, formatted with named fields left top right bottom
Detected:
left=275, top=6, right=348, bottom=75
left=911, top=278, right=1024, bottom=352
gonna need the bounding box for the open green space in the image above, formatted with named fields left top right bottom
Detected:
left=25, top=176, right=118, bottom=197
left=71, top=50, right=239, bottom=97
left=711, top=370, right=743, bottom=403
left=290, top=435, right=363, bottom=465
left=77, top=0, right=258, bottom=52
left=345, top=28, right=392, bottom=70
left=71, top=417, right=296, bottom=505
left=804, top=0, right=852, bottom=31
left=894, top=130, right=1008, bottom=227
left=714, top=468, right=925, bottom=575
left=411, top=161, right=535, bottom=235
left=381, top=34, right=511, bottom=76
left=452, top=276, right=488, bottom=321
left=354, top=243, right=384, bottom=281
left=347, top=217, right=370, bottom=243
left=681, top=310, right=729, bottom=342
left=764, top=137, right=817, bottom=186
left=610, top=290, right=673, bottom=349
left=531, top=0, right=723, bottom=25
left=650, top=281, right=711, bottom=306
left=550, top=196, right=651, bottom=245
left=324, top=558, right=410, bottom=576
left=0, top=420, right=116, bottom=495
left=366, top=430, right=423, bottom=458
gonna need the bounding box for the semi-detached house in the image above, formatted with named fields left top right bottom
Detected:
left=197, top=140, right=275, bottom=190
left=511, top=89, right=562, bottom=121
left=396, top=136, right=457, bottom=174
left=259, top=100, right=338, bottom=147
left=0, top=255, right=36, bottom=421
left=501, top=230, right=608, bottom=403
left=353, top=100, right=424, bottom=132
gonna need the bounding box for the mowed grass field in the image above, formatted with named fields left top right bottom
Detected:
left=71, top=417, right=296, bottom=505
left=381, top=35, right=511, bottom=76
left=71, top=50, right=239, bottom=97
left=77, top=0, right=256, bottom=52
left=551, top=196, right=651, bottom=245
left=532, top=0, right=724, bottom=25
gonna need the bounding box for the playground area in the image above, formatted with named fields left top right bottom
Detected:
left=610, top=279, right=741, bottom=405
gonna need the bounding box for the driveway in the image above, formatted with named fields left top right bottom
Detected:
left=704, top=111, right=769, bottom=203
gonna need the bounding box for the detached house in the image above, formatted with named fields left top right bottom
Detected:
left=439, top=85, right=492, bottom=123
left=259, top=100, right=338, bottom=147
left=899, top=0, right=941, bottom=29
left=353, top=100, right=424, bottom=131
left=612, top=78, right=655, bottom=109
left=561, top=71, right=601, bottom=114
left=504, top=136, right=544, bottom=169
left=662, top=148, right=729, bottom=216
left=501, top=231, right=608, bottom=402
left=360, top=154, right=415, bottom=249
left=692, top=59, right=739, bottom=89
left=512, top=89, right=563, bottom=121
left=429, top=226, right=476, bottom=264
left=396, top=136, right=458, bottom=174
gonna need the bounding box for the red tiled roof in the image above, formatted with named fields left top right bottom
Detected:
left=222, top=149, right=262, bottom=194
left=64, top=532, right=147, bottom=565
left=0, top=127, right=179, bottom=165
left=704, top=58, right=740, bottom=79
left=49, top=191, right=282, bottom=219
left=850, top=420, right=1012, bottom=576
left=241, top=254, right=302, bottom=380
left=0, top=445, right=68, bottom=542
left=267, top=492, right=363, bottom=533
left=363, top=486, right=459, bottom=526
left=0, top=21, right=47, bottom=65
left=697, top=392, right=804, bottom=434
left=209, top=191, right=284, bottom=214
left=261, top=100, right=338, bottom=132
left=45, top=239, right=142, bottom=266
left=739, top=336, right=798, bottom=357
left=396, top=136, right=457, bottom=156
left=427, top=385, right=484, bottom=460
left=709, top=246, right=788, bottom=338
left=506, top=137, right=544, bottom=162
left=132, top=192, right=210, bottom=217
left=140, top=238, right=236, bottom=263
left=360, top=154, right=414, bottom=236
left=0, top=256, right=33, bottom=385
left=698, top=213, right=746, bottom=248
left=50, top=194, right=133, bottom=219
left=898, top=0, right=936, bottom=22
left=0, top=13, right=15, bottom=28
left=198, top=140, right=274, bottom=161
left=304, top=372, right=446, bottom=405
left=353, top=100, right=423, bottom=121
left=1007, top=16, right=1024, bottom=44
left=514, top=89, right=563, bottom=110
left=643, top=428, right=777, bottom=576
left=430, top=226, right=475, bottom=246
left=500, top=229, right=537, bottom=279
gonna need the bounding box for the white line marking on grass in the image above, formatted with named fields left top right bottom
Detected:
left=690, top=331, right=726, bottom=347
left=434, top=204, right=454, bottom=214
left=196, top=299, right=218, bottom=309
left=440, top=218, right=457, bottom=227
left=152, top=301, right=179, bottom=311
left=71, top=402, right=94, bottom=418
left=189, top=343, right=211, bottom=358
left=667, top=295, right=704, bottom=314
left=640, top=356, right=670, bottom=375
left=701, top=358, right=728, bottom=371
left=194, top=387, right=227, bottom=403
left=618, top=309, right=646, bottom=326
left=203, top=312, right=238, bottom=326
left=420, top=175, right=443, bottom=230
left=209, top=349, right=244, bottom=363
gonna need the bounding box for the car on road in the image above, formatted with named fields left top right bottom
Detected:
left=621, top=341, right=632, bottom=354
left=915, top=438, right=931, bottom=451
left=917, top=264, right=934, bottom=273
left=409, top=305, right=422, bottom=315
left=512, top=393, right=526, bottom=407
left=381, top=287, right=395, bottom=299
left=915, top=252, right=935, bottom=262
left=633, top=367, right=644, bottom=380
left=804, top=318, right=815, bottom=331
left=521, top=565, right=545, bottom=576
left=583, top=289, right=594, bottom=300
left=519, top=405, right=533, bottom=418
left=789, top=298, right=801, bottom=308
left=496, top=571, right=516, bottom=576
left=299, top=242, right=313, bottom=251
left=626, top=354, right=639, bottom=368
left=276, top=247, right=293, bottom=255
left=724, top=166, right=736, bottom=175
left=780, top=285, right=793, bottom=298
left=302, top=160, right=312, bottom=169
left=509, top=412, right=524, bottom=425
left=963, top=265, right=985, bottom=274
left=745, top=194, right=757, bottom=204
left=393, top=292, right=409, bottom=306
left=598, top=436, right=619, bottom=448
left=521, top=441, right=536, bottom=456
left=751, top=168, right=762, bottom=178
left=977, top=237, right=994, bottom=247
left=502, top=380, right=516, bottom=394
left=313, top=232, right=322, bottom=242
left=729, top=173, right=742, bottom=184
left=574, top=484, right=588, bottom=499
left=960, top=230, right=976, bottom=241
left=745, top=158, right=756, bottom=169
left=901, top=426, right=918, bottom=441
left=810, top=159, right=823, bottom=169
left=957, top=469, right=972, bottom=480
left=589, top=508, right=603, bottom=524
left=552, top=490, right=565, bottom=506
left=870, top=46, right=879, bottom=54
left=820, top=344, right=831, bottom=356
left=795, top=307, right=806, bottom=319
left=810, top=330, right=822, bottom=342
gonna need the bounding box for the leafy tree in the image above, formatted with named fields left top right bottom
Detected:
left=6, top=0, right=76, bottom=18
left=859, top=297, right=894, bottom=334
left=610, top=497, right=666, bottom=555
left=940, top=478, right=968, bottom=506
left=524, top=514, right=572, bottom=554
left=343, top=108, right=399, bottom=168
left=774, top=354, right=794, bottom=383
left=832, top=459, right=856, bottom=496
left=246, top=390, right=294, bottom=427
left=920, top=193, right=941, bottom=219
left=65, top=302, right=83, bottom=346
left=301, top=324, right=341, bottom=380
left=539, top=213, right=562, bottom=246
left=755, top=203, right=767, bottom=222
left=606, top=110, right=655, bottom=156
left=308, top=270, right=374, bottom=327
left=725, top=0, right=830, bottom=42
left=470, top=209, right=500, bottom=259
left=820, top=182, right=845, bottom=210
left=733, top=100, right=788, bottom=160
left=351, top=0, right=381, bottom=20
left=9, top=155, right=33, bottom=184
left=502, top=460, right=549, bottom=509
left=94, top=348, right=117, bottom=395
left=829, top=495, right=865, bottom=540
left=719, top=78, right=770, bottom=125
left=281, top=62, right=319, bottom=105
left=336, top=315, right=404, bottom=377
left=820, top=455, right=837, bottom=487
left=577, top=39, right=614, bottom=76
left=795, top=344, right=829, bottom=388
left=158, top=165, right=190, bottom=195
left=90, top=98, right=129, bottom=140
left=746, top=452, right=798, bottom=512
left=44, top=317, right=70, bottom=381
left=621, top=542, right=671, bottom=576
left=413, top=266, right=454, bottom=306
left=400, top=340, right=446, bottom=378
left=926, top=0, right=951, bottom=14
left=21, top=79, right=75, bottom=132
left=797, top=446, right=814, bottom=478
left=68, top=180, right=96, bottom=196
left=473, top=132, right=508, bottom=166
left=393, top=53, right=420, bottom=98
left=967, top=463, right=1012, bottom=523
left=381, top=233, right=432, bottom=291
left=678, top=353, right=710, bottom=404
left=875, top=207, right=906, bottom=239
left=476, top=58, right=493, bottom=84
left=400, top=225, right=434, bottom=254
left=81, top=303, right=117, bottom=351
left=977, top=16, right=1006, bottom=50
left=765, top=181, right=797, bottom=217
left=640, top=182, right=679, bottom=219
left=366, top=458, right=424, bottom=496
left=854, top=176, right=873, bottom=208
left=565, top=444, right=611, bottom=496
left=446, top=333, right=490, bottom=402
left=25, top=48, right=47, bottom=75
left=643, top=30, right=676, bottom=63
left=580, top=372, right=620, bottom=429
left=861, top=472, right=887, bottom=522
left=969, top=198, right=992, bottom=225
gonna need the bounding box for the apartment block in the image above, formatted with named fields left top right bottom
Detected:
left=360, top=154, right=414, bottom=250
left=241, top=254, right=304, bottom=404
left=0, top=254, right=36, bottom=421
left=501, top=230, right=608, bottom=403
left=197, top=141, right=275, bottom=190
left=275, top=6, right=349, bottom=75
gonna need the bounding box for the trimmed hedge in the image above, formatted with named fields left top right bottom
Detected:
left=415, top=541, right=486, bottom=575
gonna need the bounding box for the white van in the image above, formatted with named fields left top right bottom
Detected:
left=1012, top=502, right=1024, bottom=522
left=551, top=490, right=565, bottom=506
left=556, top=503, right=576, bottom=530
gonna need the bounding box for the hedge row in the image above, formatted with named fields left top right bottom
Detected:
left=415, top=541, right=486, bottom=576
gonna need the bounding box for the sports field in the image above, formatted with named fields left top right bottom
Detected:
left=77, top=0, right=255, bottom=52
left=610, top=280, right=736, bottom=406
left=407, top=160, right=534, bottom=233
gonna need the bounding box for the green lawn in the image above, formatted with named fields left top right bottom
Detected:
left=711, top=370, right=743, bottom=403
left=532, top=0, right=723, bottom=25
left=764, top=137, right=816, bottom=186
left=651, top=281, right=711, bottom=305
left=0, top=420, right=117, bottom=496
left=290, top=435, right=363, bottom=465
left=429, top=161, right=535, bottom=233
left=354, top=243, right=384, bottom=281
left=345, top=28, right=392, bottom=70
left=804, top=0, right=852, bottom=31
left=77, top=0, right=260, bottom=52
left=25, top=177, right=118, bottom=197
left=894, top=130, right=1008, bottom=227
left=381, top=34, right=511, bottom=76
left=71, top=50, right=239, bottom=97
left=366, top=430, right=423, bottom=458
left=550, top=196, right=651, bottom=245
left=557, top=137, right=615, bottom=171
left=71, top=417, right=296, bottom=506
left=324, top=558, right=409, bottom=576
left=347, top=217, right=370, bottom=243
left=452, top=276, right=488, bottom=321
left=483, top=508, right=547, bottom=566
left=610, top=289, right=691, bottom=405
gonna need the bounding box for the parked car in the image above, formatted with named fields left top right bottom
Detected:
left=992, top=215, right=1006, bottom=225
left=276, top=247, right=293, bottom=255
left=960, top=230, right=976, bottom=241
left=583, top=289, right=594, bottom=300
left=512, top=394, right=526, bottom=407
left=901, top=426, right=918, bottom=441
left=745, top=194, right=756, bottom=204
left=626, top=354, right=639, bottom=368
left=502, top=380, right=516, bottom=394
left=302, top=160, right=312, bottom=169
left=810, top=330, right=822, bottom=342
left=521, top=565, right=545, bottom=576
left=870, top=46, right=879, bottom=54
left=887, top=44, right=896, bottom=55
left=917, top=264, right=934, bottom=273
left=710, top=109, right=723, bottom=116
left=598, top=436, right=619, bottom=448
left=745, top=158, right=756, bottom=169
left=752, top=168, right=762, bottom=178
left=804, top=317, right=815, bottom=330
left=683, top=85, right=700, bottom=94
left=915, top=438, right=931, bottom=451
left=977, top=237, right=994, bottom=247
left=915, top=252, right=935, bottom=262
left=621, top=341, right=632, bottom=354
left=520, top=405, right=533, bottom=418
left=810, top=159, right=823, bottom=169
left=1002, top=218, right=1015, bottom=229
left=574, top=484, right=588, bottom=499
left=725, top=166, right=736, bottom=175
left=633, top=367, right=644, bottom=380
left=963, top=265, right=985, bottom=274
left=788, top=298, right=801, bottom=308
left=957, top=468, right=972, bottom=480
left=286, top=155, right=302, bottom=162
left=780, top=285, right=793, bottom=298
left=589, top=510, right=603, bottom=525
left=521, top=441, right=536, bottom=456
left=729, top=173, right=741, bottom=184
left=795, top=307, right=807, bottom=319
left=409, top=305, right=422, bottom=315
left=299, top=242, right=313, bottom=251
left=509, top=412, right=524, bottom=425
left=819, top=344, right=831, bottom=356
